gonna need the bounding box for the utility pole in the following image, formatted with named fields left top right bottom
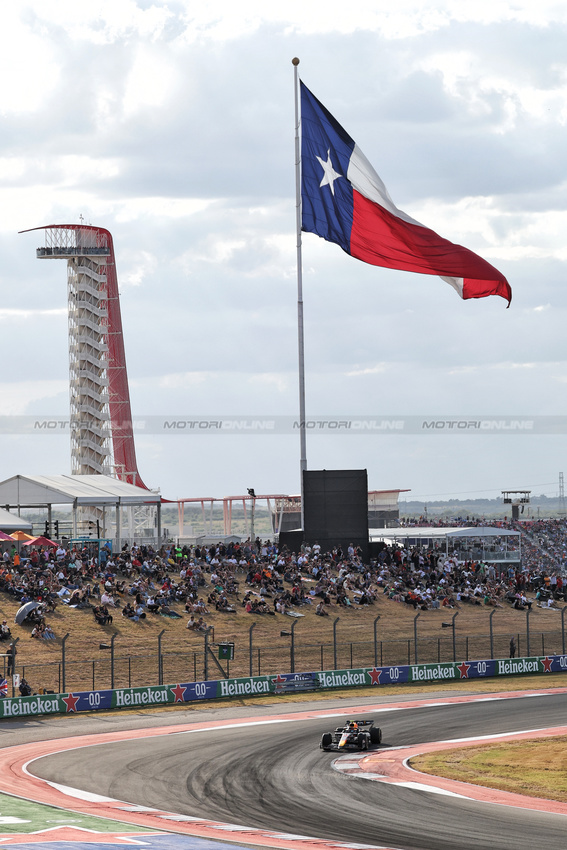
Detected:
left=248, top=488, right=256, bottom=552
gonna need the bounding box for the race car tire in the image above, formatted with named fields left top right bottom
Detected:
left=357, top=733, right=367, bottom=751
left=321, top=733, right=333, bottom=750
left=370, top=726, right=382, bottom=745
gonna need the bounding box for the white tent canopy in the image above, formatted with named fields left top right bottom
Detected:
left=0, top=506, right=32, bottom=532
left=0, top=474, right=161, bottom=507
left=0, top=474, right=162, bottom=545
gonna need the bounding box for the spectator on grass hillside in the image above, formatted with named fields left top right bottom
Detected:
left=93, top=605, right=112, bottom=625
left=100, top=590, right=117, bottom=608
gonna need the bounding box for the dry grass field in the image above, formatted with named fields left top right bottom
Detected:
left=412, top=737, right=567, bottom=802
left=2, top=572, right=566, bottom=694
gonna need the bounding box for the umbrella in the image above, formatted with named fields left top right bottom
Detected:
left=0, top=531, right=14, bottom=541
left=23, top=536, right=57, bottom=548
left=10, top=531, right=35, bottom=541
left=15, top=600, right=39, bottom=625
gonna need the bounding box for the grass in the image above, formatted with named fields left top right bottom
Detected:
left=2, top=570, right=567, bottom=693
left=411, top=737, right=567, bottom=802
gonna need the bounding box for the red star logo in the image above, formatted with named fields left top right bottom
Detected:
left=541, top=656, right=554, bottom=673
left=170, top=683, right=187, bottom=703
left=367, top=667, right=382, bottom=685
left=62, top=693, right=79, bottom=712
left=457, top=662, right=471, bottom=679
left=272, top=674, right=287, bottom=686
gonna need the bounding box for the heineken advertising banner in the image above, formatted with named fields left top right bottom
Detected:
left=1, top=654, right=566, bottom=719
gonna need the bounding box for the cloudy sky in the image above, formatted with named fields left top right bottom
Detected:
left=2, top=1, right=567, bottom=505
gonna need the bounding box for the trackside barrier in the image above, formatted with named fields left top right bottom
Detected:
left=1, top=654, right=566, bottom=719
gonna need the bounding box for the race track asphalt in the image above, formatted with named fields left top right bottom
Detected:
left=27, top=691, right=567, bottom=850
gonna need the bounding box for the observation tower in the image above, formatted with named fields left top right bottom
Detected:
left=21, top=224, right=146, bottom=489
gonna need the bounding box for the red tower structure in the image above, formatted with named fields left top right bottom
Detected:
left=21, top=224, right=147, bottom=489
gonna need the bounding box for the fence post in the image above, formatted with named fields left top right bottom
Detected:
left=110, top=633, right=117, bottom=689
left=157, top=630, right=165, bottom=686
left=8, top=638, right=18, bottom=697
left=204, top=628, right=212, bottom=680
left=489, top=609, right=495, bottom=660
left=451, top=611, right=459, bottom=661
left=526, top=609, right=531, bottom=657
left=290, top=619, right=298, bottom=673
left=61, top=633, right=70, bottom=693
left=373, top=615, right=380, bottom=667
left=562, top=606, right=566, bottom=656
left=333, top=617, right=340, bottom=670
left=249, top=622, right=256, bottom=677
left=413, top=612, right=421, bottom=664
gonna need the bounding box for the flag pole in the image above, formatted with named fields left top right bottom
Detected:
left=293, top=57, right=307, bottom=529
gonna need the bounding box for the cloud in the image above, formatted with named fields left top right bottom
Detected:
left=0, top=380, right=68, bottom=414
left=247, top=373, right=290, bottom=392
left=0, top=308, right=67, bottom=319
left=346, top=364, right=388, bottom=377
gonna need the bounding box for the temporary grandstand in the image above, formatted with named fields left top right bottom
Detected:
left=370, top=526, right=521, bottom=564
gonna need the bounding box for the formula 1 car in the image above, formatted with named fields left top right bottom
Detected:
left=320, top=719, right=382, bottom=752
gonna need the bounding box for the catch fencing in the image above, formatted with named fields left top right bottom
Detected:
left=3, top=610, right=566, bottom=696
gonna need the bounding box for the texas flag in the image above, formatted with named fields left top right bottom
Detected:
left=300, top=82, right=512, bottom=305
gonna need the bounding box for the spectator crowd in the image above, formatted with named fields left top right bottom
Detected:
left=1, top=519, right=567, bottom=646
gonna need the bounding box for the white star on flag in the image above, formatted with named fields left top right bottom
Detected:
left=316, top=149, right=342, bottom=195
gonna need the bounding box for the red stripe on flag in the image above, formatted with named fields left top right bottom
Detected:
left=350, top=190, right=511, bottom=303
